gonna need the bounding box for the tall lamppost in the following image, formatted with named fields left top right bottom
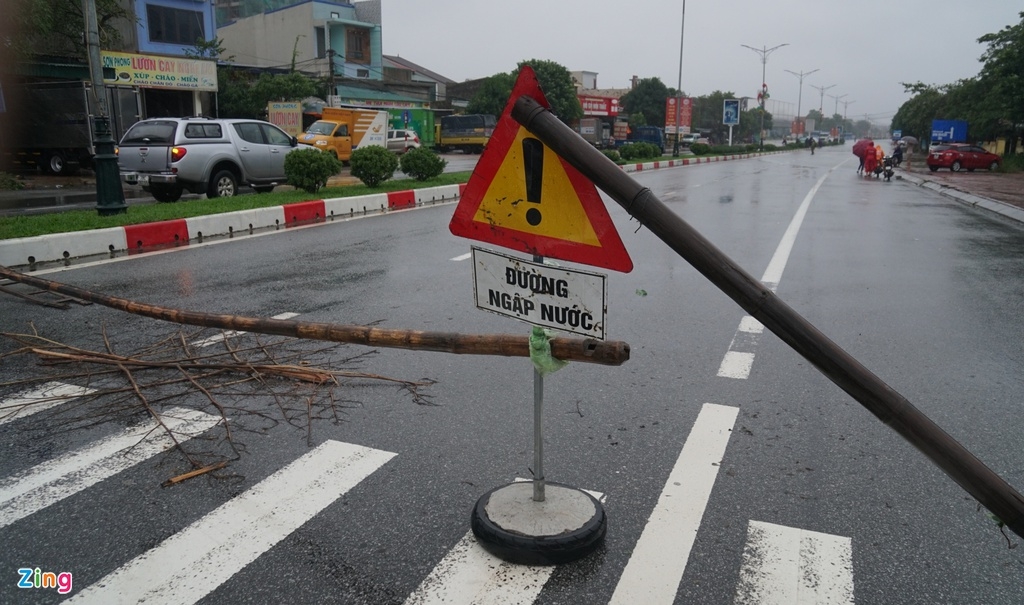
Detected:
left=811, top=83, right=836, bottom=118
left=741, top=43, right=788, bottom=150
left=784, top=68, right=818, bottom=135
left=828, top=93, right=847, bottom=118
left=827, top=93, right=847, bottom=139
left=673, top=0, right=687, bottom=157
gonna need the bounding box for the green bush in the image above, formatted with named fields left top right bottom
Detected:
left=619, top=142, right=661, bottom=161
left=745, top=144, right=758, bottom=152
left=690, top=143, right=711, bottom=155
left=602, top=149, right=621, bottom=163
left=763, top=144, right=778, bottom=151
left=0, top=172, right=24, bottom=191
left=711, top=145, right=749, bottom=155
left=350, top=145, right=398, bottom=188
left=1000, top=153, right=1024, bottom=173
left=284, top=148, right=341, bottom=193
left=399, top=147, right=447, bottom=181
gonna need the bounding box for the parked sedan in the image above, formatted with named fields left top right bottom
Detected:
left=926, top=143, right=1001, bottom=172
left=387, top=129, right=421, bottom=154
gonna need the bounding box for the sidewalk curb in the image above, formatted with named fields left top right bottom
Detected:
left=0, top=150, right=775, bottom=271
left=898, top=172, right=1024, bottom=224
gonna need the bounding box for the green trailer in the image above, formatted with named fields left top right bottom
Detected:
left=386, top=108, right=436, bottom=149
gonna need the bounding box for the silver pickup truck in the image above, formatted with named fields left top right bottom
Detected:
left=118, top=117, right=298, bottom=202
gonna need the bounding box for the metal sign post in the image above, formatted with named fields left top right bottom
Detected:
left=532, top=256, right=545, bottom=502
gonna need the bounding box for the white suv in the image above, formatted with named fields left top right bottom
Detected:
left=118, top=117, right=299, bottom=202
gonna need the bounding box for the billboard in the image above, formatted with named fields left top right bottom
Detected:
left=664, top=97, right=692, bottom=134
left=723, top=99, right=740, bottom=126
left=931, top=120, right=968, bottom=143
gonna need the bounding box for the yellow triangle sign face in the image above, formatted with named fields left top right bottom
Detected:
left=449, top=66, right=633, bottom=273
left=475, top=125, right=601, bottom=246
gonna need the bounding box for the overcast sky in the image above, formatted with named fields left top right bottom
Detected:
left=382, top=1, right=1022, bottom=126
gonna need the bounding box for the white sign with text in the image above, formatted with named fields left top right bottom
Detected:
left=472, top=247, right=607, bottom=339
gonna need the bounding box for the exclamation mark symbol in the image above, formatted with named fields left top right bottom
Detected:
left=522, top=137, right=543, bottom=226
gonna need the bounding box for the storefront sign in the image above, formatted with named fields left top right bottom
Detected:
left=578, top=96, right=619, bottom=117
left=268, top=102, right=303, bottom=137
left=101, top=51, right=217, bottom=91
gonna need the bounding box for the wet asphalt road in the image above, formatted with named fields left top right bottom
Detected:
left=1, top=145, right=1022, bottom=604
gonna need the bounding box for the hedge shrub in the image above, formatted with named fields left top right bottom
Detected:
left=350, top=145, right=399, bottom=188
left=689, top=143, right=711, bottom=155
left=602, top=149, right=621, bottom=163
left=284, top=147, right=342, bottom=193
left=400, top=147, right=447, bottom=181
left=619, top=142, right=661, bottom=161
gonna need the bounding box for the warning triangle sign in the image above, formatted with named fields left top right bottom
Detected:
left=449, top=66, right=633, bottom=273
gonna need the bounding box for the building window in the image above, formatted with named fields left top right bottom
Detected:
left=356, top=69, right=369, bottom=78
left=147, top=5, right=206, bottom=45
left=315, top=26, right=325, bottom=58
left=346, top=27, right=368, bottom=63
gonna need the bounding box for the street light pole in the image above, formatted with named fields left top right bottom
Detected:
left=741, top=43, right=788, bottom=151
left=810, top=83, right=836, bottom=118
left=784, top=68, right=818, bottom=135
left=828, top=93, right=847, bottom=118
left=673, top=0, right=686, bottom=157
left=83, top=0, right=127, bottom=216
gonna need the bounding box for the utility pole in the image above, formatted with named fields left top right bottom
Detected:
left=327, top=49, right=336, bottom=99
left=672, top=0, right=686, bottom=157
left=83, top=0, right=127, bottom=216
left=783, top=68, right=818, bottom=131
left=741, top=43, right=788, bottom=151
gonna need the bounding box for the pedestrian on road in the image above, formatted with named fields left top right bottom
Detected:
left=810, top=137, right=817, bottom=155
left=874, top=143, right=885, bottom=177
left=864, top=143, right=879, bottom=176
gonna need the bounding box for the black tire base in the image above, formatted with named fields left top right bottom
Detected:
left=470, top=482, right=606, bottom=566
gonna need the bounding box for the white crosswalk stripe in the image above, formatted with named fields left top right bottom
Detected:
left=67, top=439, right=396, bottom=605
left=0, top=381, right=97, bottom=425
left=734, top=520, right=855, bottom=604
left=405, top=480, right=605, bottom=605
left=0, top=407, right=219, bottom=529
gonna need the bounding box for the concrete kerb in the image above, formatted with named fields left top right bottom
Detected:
left=898, top=172, right=1024, bottom=224
left=0, top=151, right=782, bottom=271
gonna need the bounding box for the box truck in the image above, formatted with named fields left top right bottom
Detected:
left=298, top=107, right=388, bottom=163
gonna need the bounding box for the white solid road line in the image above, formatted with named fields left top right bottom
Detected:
left=0, top=381, right=97, bottom=425
left=450, top=252, right=472, bottom=262
left=0, top=407, right=218, bottom=528
left=68, top=439, right=396, bottom=605
left=608, top=403, right=739, bottom=605
left=735, top=520, right=855, bottom=604
left=190, top=312, right=299, bottom=347
left=404, top=481, right=605, bottom=605
left=718, top=167, right=835, bottom=379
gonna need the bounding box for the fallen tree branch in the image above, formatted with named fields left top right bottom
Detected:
left=0, top=265, right=630, bottom=366
left=162, top=461, right=229, bottom=487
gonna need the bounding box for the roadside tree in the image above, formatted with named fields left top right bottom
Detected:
left=620, top=77, right=672, bottom=132
left=468, top=60, right=581, bottom=125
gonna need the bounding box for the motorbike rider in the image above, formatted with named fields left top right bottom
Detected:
left=892, top=142, right=904, bottom=166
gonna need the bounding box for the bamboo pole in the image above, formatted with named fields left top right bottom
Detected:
left=509, top=94, right=1024, bottom=539
left=0, top=265, right=629, bottom=366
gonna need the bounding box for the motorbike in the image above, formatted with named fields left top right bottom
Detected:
left=881, top=156, right=895, bottom=181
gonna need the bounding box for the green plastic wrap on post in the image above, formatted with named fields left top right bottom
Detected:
left=529, top=326, right=569, bottom=375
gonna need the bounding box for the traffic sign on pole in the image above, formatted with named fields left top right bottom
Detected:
left=449, top=66, right=632, bottom=273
